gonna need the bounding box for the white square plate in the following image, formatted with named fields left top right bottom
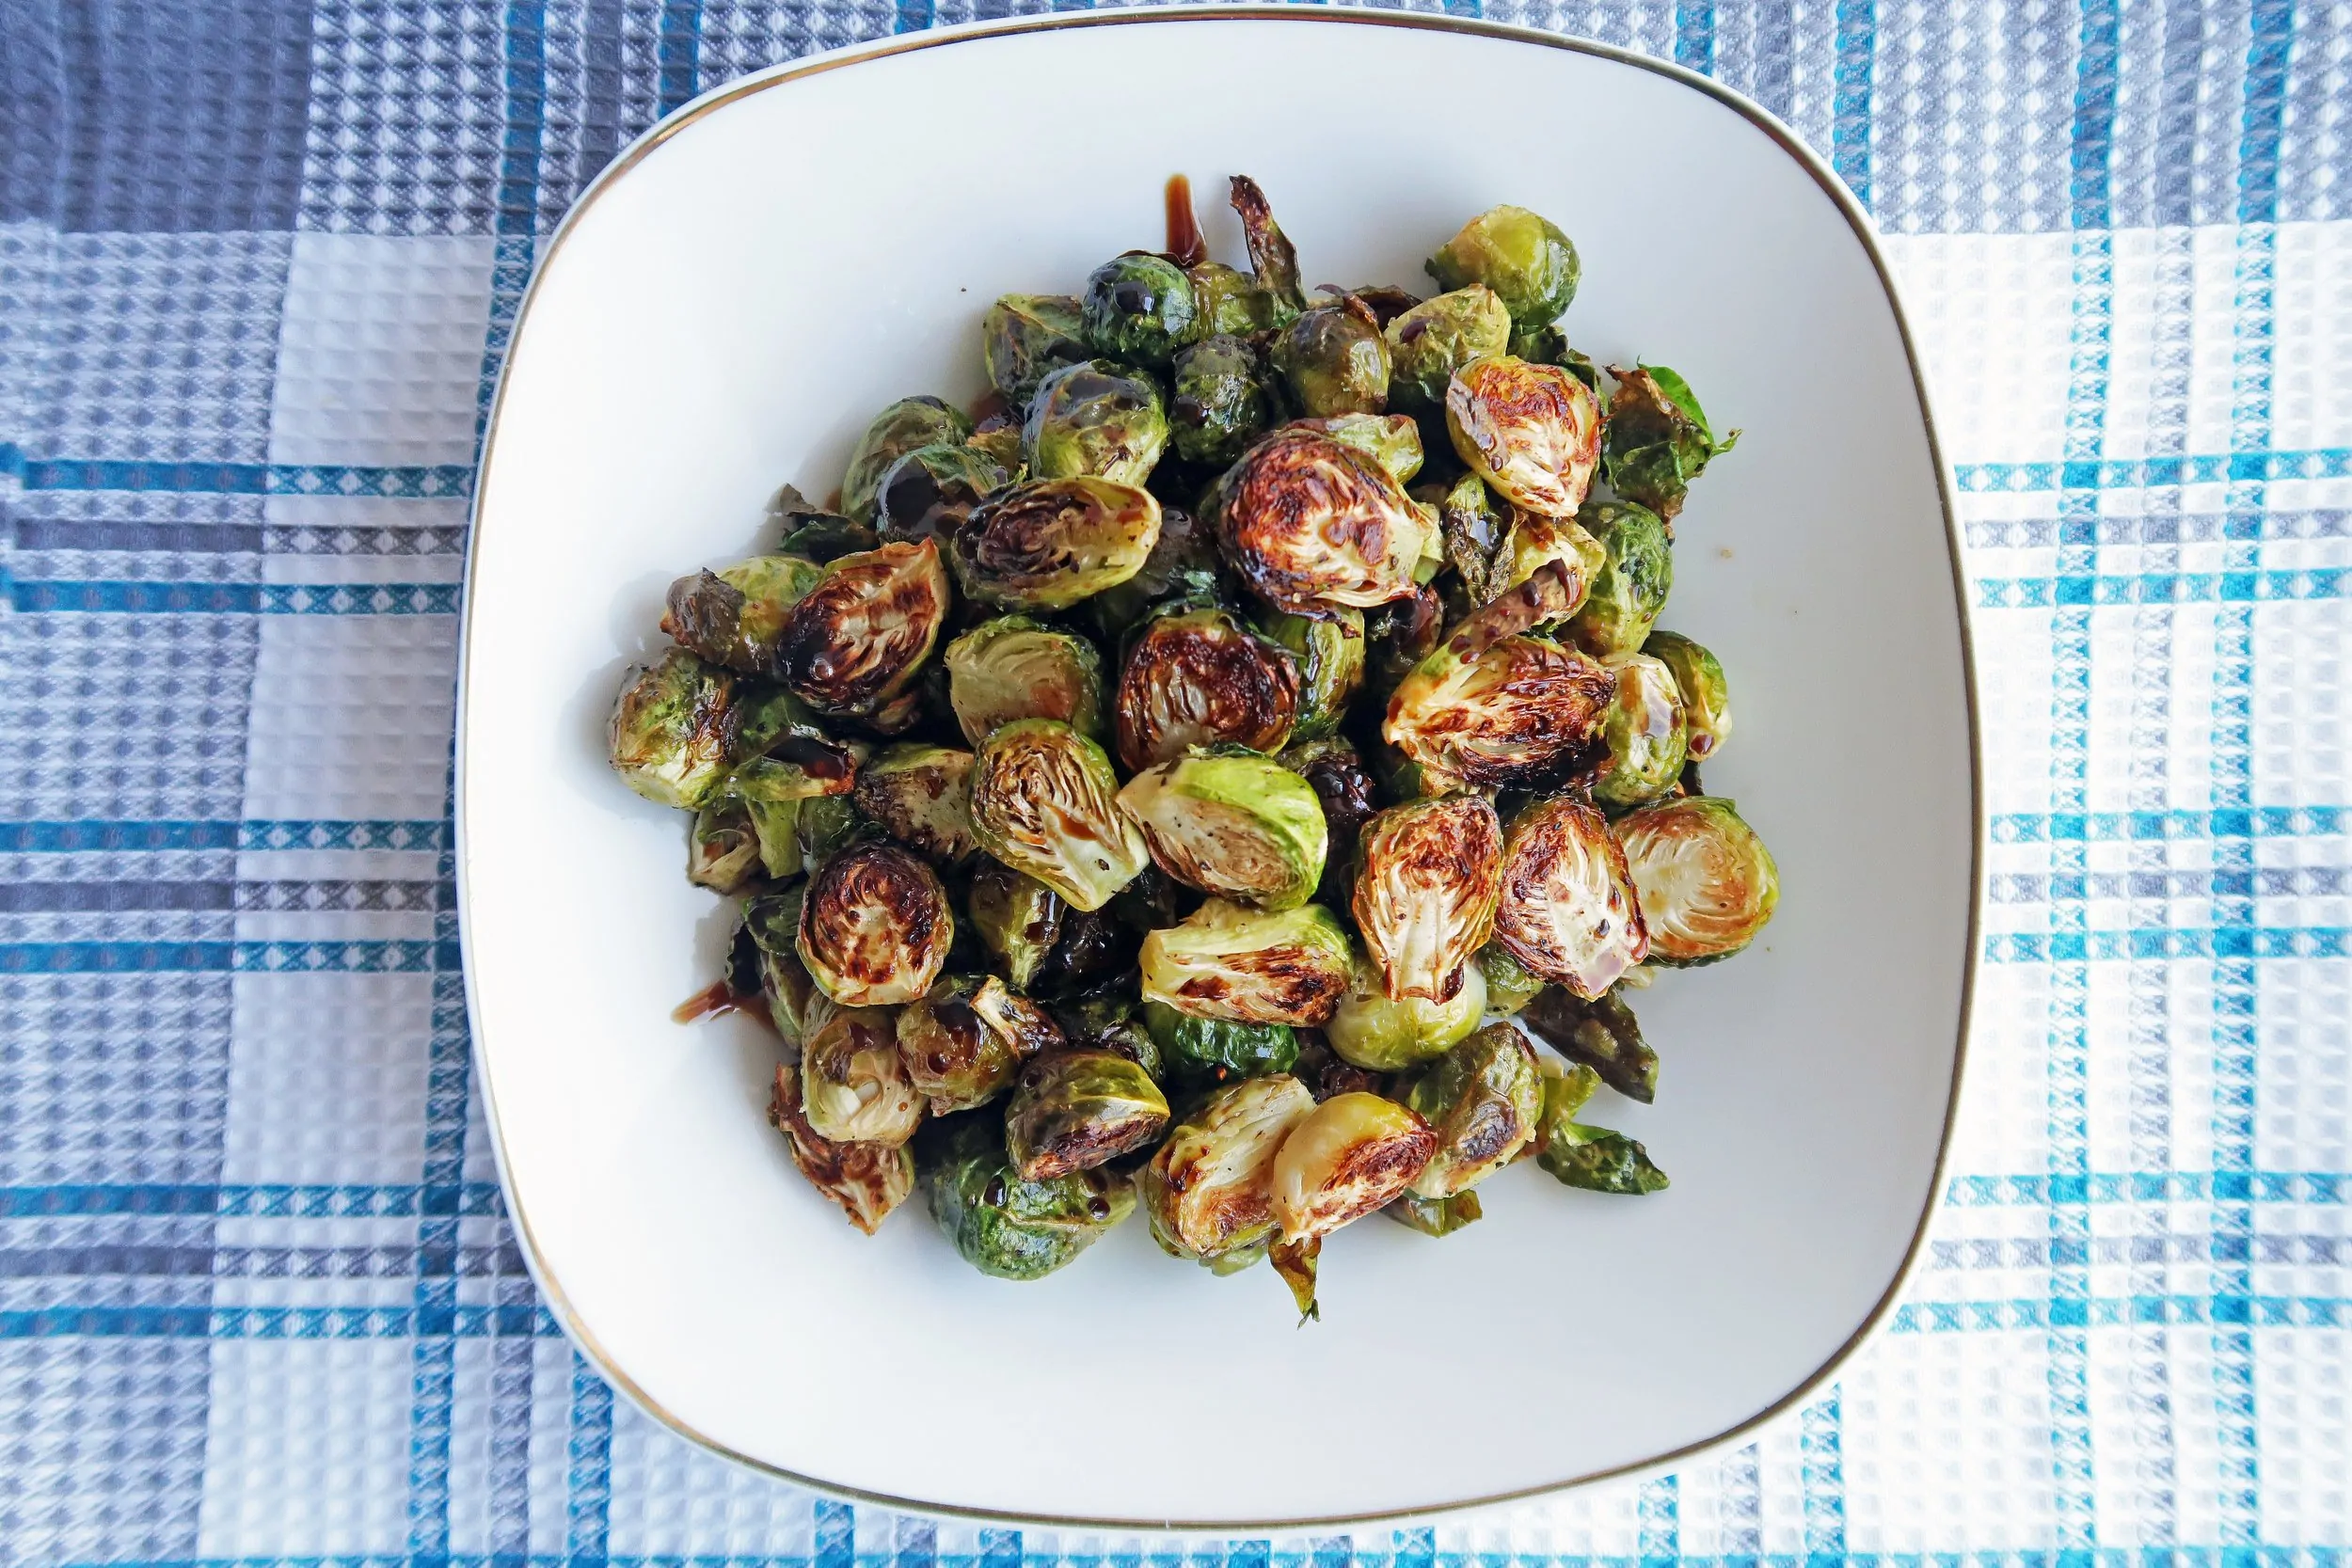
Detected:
left=460, top=8, right=1980, bottom=1530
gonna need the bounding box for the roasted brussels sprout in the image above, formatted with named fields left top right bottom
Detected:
left=1139, top=1000, right=1300, bottom=1083
left=964, top=859, right=1064, bottom=990
left=949, top=476, right=1162, bottom=611
left=688, top=794, right=762, bottom=892
left=1171, top=334, right=1272, bottom=467
left=1643, top=630, right=1733, bottom=761
left=851, top=743, right=978, bottom=863
left=1565, top=501, right=1674, bottom=659
left=1388, top=1190, right=1482, bottom=1236
left=1188, top=260, right=1289, bottom=336
left=741, top=889, right=823, bottom=1045
left=945, top=615, right=1107, bottom=745
left=1492, top=796, right=1648, bottom=998
left=1271, top=295, right=1390, bottom=418
left=1405, top=1022, right=1543, bottom=1198
left=1272, top=1091, right=1436, bottom=1243
left=1445, top=356, right=1601, bottom=517
left=1424, top=205, right=1581, bottom=325
left=1383, top=633, right=1615, bottom=793
left=1215, top=428, right=1431, bottom=617
left=1350, top=793, right=1503, bottom=1004
left=1022, top=359, right=1169, bottom=488
left=1601, top=363, right=1740, bottom=523
left=1613, top=796, right=1779, bottom=964
left=1138, top=1074, right=1317, bottom=1263
left=1080, top=252, right=1200, bottom=369
left=898, top=974, right=1060, bottom=1114
left=1324, top=947, right=1485, bottom=1072
left=983, top=293, right=1090, bottom=405
left=772, top=540, right=951, bottom=723
left=1259, top=608, right=1365, bottom=743
left=1228, top=174, right=1307, bottom=321
left=967, top=719, right=1150, bottom=911
left=927, top=1113, right=1133, bottom=1279
left=609, top=648, right=740, bottom=809
left=1116, top=751, right=1327, bottom=911
left=1114, top=606, right=1301, bottom=771
left=843, top=397, right=973, bottom=527
left=1520, top=984, right=1658, bottom=1103
left=871, top=441, right=1011, bottom=546
left=1592, top=655, right=1689, bottom=810
left=800, top=1006, right=923, bottom=1147
left=769, top=1063, right=916, bottom=1233
left=661, top=554, right=825, bottom=675
left=1384, top=285, right=1512, bottom=415
left=1474, top=942, right=1546, bottom=1014
left=1004, top=1048, right=1170, bottom=1180
left=1289, top=412, right=1425, bottom=488
left=1139, top=898, right=1353, bottom=1026
left=1279, top=738, right=1380, bottom=909
left=797, top=842, right=954, bottom=1006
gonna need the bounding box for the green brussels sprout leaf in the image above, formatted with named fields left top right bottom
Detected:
left=1600, top=363, right=1740, bottom=524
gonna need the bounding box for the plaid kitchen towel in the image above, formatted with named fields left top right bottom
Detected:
left=0, top=0, right=2344, bottom=1563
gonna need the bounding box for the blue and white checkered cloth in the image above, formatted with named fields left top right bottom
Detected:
left=2, top=1, right=2345, bottom=1561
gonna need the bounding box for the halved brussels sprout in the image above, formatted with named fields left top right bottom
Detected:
left=688, top=794, right=762, bottom=893
left=1279, top=737, right=1379, bottom=910
left=797, top=842, right=954, bottom=1006
left=1270, top=295, right=1390, bottom=418
left=741, top=890, right=822, bottom=1046
left=800, top=1006, right=923, bottom=1147
left=1139, top=898, right=1353, bottom=1026
left=964, top=859, right=1064, bottom=990
left=1474, top=942, right=1545, bottom=1015
left=949, top=476, right=1162, bottom=611
left=772, top=540, right=951, bottom=722
left=1492, top=796, right=1649, bottom=998
left=1350, top=793, right=1503, bottom=1004
left=872, top=442, right=1010, bottom=546
left=1323, top=947, right=1486, bottom=1072
left=1289, top=413, right=1424, bottom=486
left=1258, top=608, right=1365, bottom=743
left=898, top=974, right=1060, bottom=1115
left=1081, top=253, right=1200, bottom=369
left=944, top=615, right=1106, bottom=746
left=983, top=293, right=1090, bottom=405
left=1643, top=629, right=1733, bottom=761
left=1601, top=363, right=1740, bottom=523
left=1215, top=428, right=1431, bottom=617
left=1565, top=501, right=1674, bottom=659
left=1520, top=984, right=1659, bottom=1103
left=1004, top=1048, right=1171, bottom=1180
left=609, top=648, right=740, bottom=809
left=1613, top=796, right=1779, bottom=965
left=967, top=719, right=1150, bottom=912
left=927, top=1113, right=1134, bottom=1280
left=661, top=555, right=825, bottom=675
left=1271, top=1091, right=1436, bottom=1243
left=1113, top=606, right=1301, bottom=772
left=1228, top=174, right=1307, bottom=321
left=1383, top=634, right=1615, bottom=793
left=1444, top=356, right=1601, bottom=517
left=1384, top=285, right=1512, bottom=415
left=1022, top=360, right=1169, bottom=488
left=851, top=743, right=978, bottom=864
left=1405, top=1022, right=1543, bottom=1198
left=1139, top=999, right=1300, bottom=1084
left=1188, top=260, right=1290, bottom=336
left=1388, top=1190, right=1483, bottom=1236
left=769, top=1063, right=916, bottom=1233
left=1424, top=205, right=1581, bottom=325
left=1171, top=334, right=1273, bottom=467
left=1117, top=751, right=1327, bottom=911
left=843, top=397, right=973, bottom=526
left=1137, top=1074, right=1317, bottom=1263
left=1593, top=654, right=1689, bottom=810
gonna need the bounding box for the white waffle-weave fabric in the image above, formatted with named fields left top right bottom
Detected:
left=1, top=1, right=2345, bottom=1562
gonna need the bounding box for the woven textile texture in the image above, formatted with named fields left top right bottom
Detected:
left=1, top=0, right=2346, bottom=1562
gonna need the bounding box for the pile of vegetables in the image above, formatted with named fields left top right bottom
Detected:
left=609, top=177, right=1774, bottom=1317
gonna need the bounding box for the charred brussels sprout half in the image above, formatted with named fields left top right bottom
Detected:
left=1424, top=205, right=1581, bottom=325
left=842, top=397, right=973, bottom=527
left=1114, top=606, right=1301, bottom=772
left=769, top=1063, right=916, bottom=1233
left=1384, top=634, right=1616, bottom=793
left=1081, top=253, right=1200, bottom=369
left=1384, top=285, right=1512, bottom=414
left=967, top=719, right=1150, bottom=912
left=1022, top=359, right=1169, bottom=488
left=1116, top=751, right=1327, bottom=911
left=982, top=293, right=1089, bottom=405
left=851, top=743, right=977, bottom=864
left=897, top=974, right=1059, bottom=1115
left=1642, top=629, right=1733, bottom=762
left=1138, top=1074, right=1317, bottom=1263
left=1351, top=793, right=1503, bottom=1005
left=1601, top=363, right=1740, bottom=523
left=871, top=442, right=1010, bottom=546
left=1324, top=948, right=1486, bottom=1072
left=1613, top=796, right=1779, bottom=965
left=609, top=648, right=740, bottom=809
left=1565, top=501, right=1674, bottom=659
left=945, top=615, right=1106, bottom=745
left=927, top=1114, right=1133, bottom=1280
left=1170, top=335, right=1272, bottom=467
left=1521, top=984, right=1658, bottom=1103
left=1445, top=356, right=1601, bottom=517
left=1139, top=1000, right=1300, bottom=1084
left=1259, top=608, right=1365, bottom=742
left=687, top=794, right=761, bottom=893
left=1270, top=294, right=1390, bottom=417
left=950, top=476, right=1161, bottom=611
left=1139, top=898, right=1353, bottom=1026
left=1593, top=654, right=1689, bottom=810
left=1004, top=1049, right=1171, bottom=1180
left=772, top=539, right=951, bottom=723
left=800, top=1006, right=924, bottom=1147
left=1215, top=427, right=1431, bottom=617
left=797, top=842, right=954, bottom=1006
left=964, top=859, right=1064, bottom=990
left=1406, top=1022, right=1544, bottom=1198
left=1272, top=1091, right=1436, bottom=1243
left=1493, top=796, right=1649, bottom=998
left=661, top=554, right=824, bottom=674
